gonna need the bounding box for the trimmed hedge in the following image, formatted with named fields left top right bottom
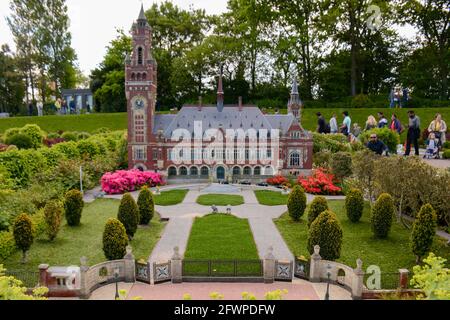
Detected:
left=61, top=132, right=78, bottom=142
left=287, top=185, right=307, bottom=221
left=0, top=231, right=16, bottom=261
left=411, top=204, right=437, bottom=262
left=117, top=193, right=139, bottom=239
left=12, top=213, right=34, bottom=260
left=371, top=193, right=395, bottom=238
left=102, top=218, right=128, bottom=260
left=43, top=200, right=63, bottom=241
left=5, top=134, right=34, bottom=149
left=19, top=124, right=45, bottom=149
left=330, top=152, right=352, bottom=181
left=77, top=140, right=100, bottom=159
left=64, top=190, right=84, bottom=226
left=137, top=187, right=154, bottom=225
left=307, top=196, right=329, bottom=227
left=345, top=188, right=364, bottom=223
left=307, top=210, right=343, bottom=261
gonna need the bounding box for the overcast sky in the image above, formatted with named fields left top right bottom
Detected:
left=0, top=0, right=416, bottom=77
left=0, top=0, right=229, bottom=75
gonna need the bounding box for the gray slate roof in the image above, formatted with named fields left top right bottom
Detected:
left=152, top=105, right=298, bottom=138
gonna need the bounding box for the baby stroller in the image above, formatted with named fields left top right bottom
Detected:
left=424, top=132, right=441, bottom=159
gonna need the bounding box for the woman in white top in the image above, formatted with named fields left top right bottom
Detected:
left=428, top=113, right=447, bottom=145
left=329, top=113, right=338, bottom=134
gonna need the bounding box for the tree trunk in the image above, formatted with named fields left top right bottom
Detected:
left=22, top=250, right=27, bottom=264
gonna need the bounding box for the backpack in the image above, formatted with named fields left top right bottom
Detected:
left=325, top=123, right=331, bottom=134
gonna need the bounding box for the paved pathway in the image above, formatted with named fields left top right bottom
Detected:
left=88, top=279, right=352, bottom=300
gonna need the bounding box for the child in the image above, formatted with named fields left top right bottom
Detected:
left=424, top=132, right=438, bottom=159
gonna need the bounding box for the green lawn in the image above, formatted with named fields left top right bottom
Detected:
left=254, top=190, right=288, bottom=206
left=274, top=200, right=450, bottom=273
left=2, top=199, right=166, bottom=273
left=2, top=108, right=449, bottom=142
left=154, top=189, right=188, bottom=206
left=196, top=194, right=245, bottom=206
left=183, top=214, right=261, bottom=276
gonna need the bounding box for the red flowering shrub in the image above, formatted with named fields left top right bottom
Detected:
left=44, top=138, right=66, bottom=147
left=298, top=168, right=342, bottom=195
left=267, top=175, right=288, bottom=186
left=101, top=169, right=164, bottom=195
left=0, top=144, right=8, bottom=152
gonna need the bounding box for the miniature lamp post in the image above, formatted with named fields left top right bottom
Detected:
left=114, top=268, right=120, bottom=300
left=325, top=264, right=332, bottom=300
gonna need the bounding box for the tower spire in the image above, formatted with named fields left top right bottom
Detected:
left=217, top=65, right=224, bottom=112
left=138, top=3, right=146, bottom=20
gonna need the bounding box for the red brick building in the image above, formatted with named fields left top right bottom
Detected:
left=126, top=6, right=313, bottom=181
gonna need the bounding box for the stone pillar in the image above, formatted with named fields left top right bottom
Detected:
left=171, top=246, right=183, bottom=284
left=352, top=259, right=365, bottom=300
left=124, top=245, right=135, bottom=283
left=79, top=256, right=90, bottom=299
left=38, top=264, right=49, bottom=287
left=263, top=246, right=276, bottom=284
left=309, top=245, right=322, bottom=282
left=398, top=269, right=409, bottom=290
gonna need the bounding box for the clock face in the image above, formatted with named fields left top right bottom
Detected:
left=134, top=97, right=145, bottom=110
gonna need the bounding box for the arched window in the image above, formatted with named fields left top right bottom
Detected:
left=137, top=47, right=143, bottom=65
left=168, top=167, right=177, bottom=177
left=265, top=166, right=273, bottom=176
left=254, top=167, right=261, bottom=176
left=137, top=73, right=142, bottom=81
left=190, top=167, right=198, bottom=176
left=200, top=166, right=209, bottom=177
left=290, top=152, right=300, bottom=167
left=232, top=166, right=241, bottom=176
left=131, top=73, right=136, bottom=81
left=179, top=167, right=188, bottom=176
left=243, top=166, right=252, bottom=175
left=142, top=73, right=147, bottom=80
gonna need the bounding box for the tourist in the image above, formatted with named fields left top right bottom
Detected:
left=28, top=101, right=34, bottom=116
left=329, top=113, right=338, bottom=134
left=428, top=113, right=447, bottom=148
left=36, top=101, right=43, bottom=117
left=55, top=98, right=61, bottom=114
left=404, top=110, right=421, bottom=156
left=61, top=100, right=67, bottom=115
left=316, top=112, right=328, bottom=134
left=424, top=132, right=438, bottom=159
left=69, top=99, right=76, bottom=114
left=377, top=112, right=388, bottom=128
left=389, top=114, right=403, bottom=134
left=340, top=111, right=352, bottom=136
left=353, top=123, right=362, bottom=138
left=86, top=102, right=91, bottom=114
left=367, top=134, right=388, bottom=156
left=364, top=115, right=377, bottom=131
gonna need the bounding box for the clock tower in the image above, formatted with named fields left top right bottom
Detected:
left=126, top=5, right=158, bottom=170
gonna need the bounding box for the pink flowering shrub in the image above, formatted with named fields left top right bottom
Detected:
left=101, top=169, right=164, bottom=195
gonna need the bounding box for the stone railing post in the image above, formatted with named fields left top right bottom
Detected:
left=309, top=245, right=322, bottom=282
left=79, top=256, right=90, bottom=299
left=352, top=259, right=365, bottom=300
left=124, top=245, right=135, bottom=283
left=398, top=269, right=409, bottom=290
left=171, top=246, right=182, bottom=284
left=263, top=246, right=276, bottom=284
left=38, top=264, right=49, bottom=287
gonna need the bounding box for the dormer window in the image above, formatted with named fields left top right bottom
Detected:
left=137, top=47, right=143, bottom=65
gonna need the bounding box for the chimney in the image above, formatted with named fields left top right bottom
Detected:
left=198, top=96, right=203, bottom=111
left=238, top=96, right=243, bottom=112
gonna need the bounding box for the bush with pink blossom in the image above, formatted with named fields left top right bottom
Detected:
left=101, top=170, right=164, bottom=195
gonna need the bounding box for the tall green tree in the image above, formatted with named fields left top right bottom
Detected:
left=0, top=44, right=25, bottom=114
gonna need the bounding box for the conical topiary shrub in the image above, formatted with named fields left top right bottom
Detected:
left=137, top=187, right=154, bottom=225
left=287, top=185, right=307, bottom=221
left=307, top=196, right=329, bottom=227
left=307, top=210, right=343, bottom=261
left=44, top=200, right=63, bottom=241
left=117, top=193, right=139, bottom=239
left=411, top=204, right=437, bottom=263
left=64, top=190, right=84, bottom=226
left=371, top=193, right=395, bottom=238
left=13, top=213, right=34, bottom=263
left=102, top=218, right=128, bottom=260
left=345, top=188, right=364, bottom=223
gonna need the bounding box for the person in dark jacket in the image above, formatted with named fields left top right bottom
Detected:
left=389, top=113, right=403, bottom=134
left=316, top=112, right=328, bottom=134
left=367, top=134, right=388, bottom=155
left=404, top=110, right=421, bottom=156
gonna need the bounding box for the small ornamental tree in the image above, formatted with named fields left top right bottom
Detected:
left=64, top=190, right=84, bottom=226
left=330, top=152, right=353, bottom=181
left=102, top=218, right=128, bottom=260
left=345, top=189, right=364, bottom=223
left=307, top=196, right=329, bottom=227
left=287, top=185, right=307, bottom=221
left=117, top=193, right=139, bottom=239
left=137, top=187, right=154, bottom=225
left=411, top=204, right=437, bottom=263
left=307, top=210, right=343, bottom=261
left=371, top=193, right=395, bottom=238
left=43, top=200, right=63, bottom=241
left=12, top=214, right=34, bottom=263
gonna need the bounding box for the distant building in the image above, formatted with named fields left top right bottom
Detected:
left=126, top=5, right=313, bottom=181
left=61, top=89, right=94, bottom=111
